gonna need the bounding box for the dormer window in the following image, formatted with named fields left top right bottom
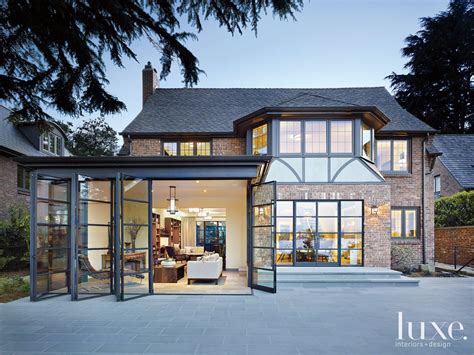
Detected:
left=252, top=124, right=268, bottom=155
left=42, top=132, right=62, bottom=155
left=162, top=141, right=211, bottom=156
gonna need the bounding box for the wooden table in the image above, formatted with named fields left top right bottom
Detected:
left=186, top=253, right=204, bottom=261
left=153, top=264, right=186, bottom=283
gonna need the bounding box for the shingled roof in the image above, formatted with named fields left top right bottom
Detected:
left=433, top=135, right=474, bottom=190
left=122, top=87, right=435, bottom=135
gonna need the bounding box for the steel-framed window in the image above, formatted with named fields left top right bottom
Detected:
left=434, top=175, right=441, bottom=194
left=391, top=207, right=419, bottom=239
left=161, top=141, right=211, bottom=156
left=252, top=124, right=268, bottom=155
left=17, top=165, right=31, bottom=192
left=375, top=139, right=410, bottom=173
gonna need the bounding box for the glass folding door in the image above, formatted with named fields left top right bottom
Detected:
left=251, top=181, right=276, bottom=293
left=119, top=176, right=153, bottom=301
left=74, top=177, right=114, bottom=300
left=31, top=174, right=71, bottom=301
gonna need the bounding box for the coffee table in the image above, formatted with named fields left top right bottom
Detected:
left=186, top=252, right=204, bottom=261
left=153, top=263, right=186, bottom=283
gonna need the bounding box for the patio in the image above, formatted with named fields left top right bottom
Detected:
left=0, top=278, right=473, bottom=354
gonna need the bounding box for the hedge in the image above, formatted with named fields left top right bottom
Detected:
left=435, top=190, right=474, bottom=228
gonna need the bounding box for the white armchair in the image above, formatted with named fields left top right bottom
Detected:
left=187, top=255, right=223, bottom=285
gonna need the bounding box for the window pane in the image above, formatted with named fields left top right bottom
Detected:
left=362, top=123, right=372, bottom=160
left=252, top=124, right=268, bottom=155
left=277, top=201, right=293, bottom=216
left=17, top=166, right=24, bottom=189
left=42, top=134, right=49, bottom=151
left=405, top=209, right=417, bottom=237
left=296, top=202, right=316, bottom=216
left=341, top=233, right=362, bottom=248
left=391, top=210, right=402, bottom=237
left=330, top=121, right=352, bottom=153
left=279, top=121, right=301, bottom=154
left=317, top=250, right=338, bottom=263
left=393, top=140, right=408, bottom=171
left=434, top=176, right=441, bottom=193
left=376, top=140, right=391, bottom=171
left=276, top=250, right=293, bottom=265
left=276, top=218, right=293, bottom=233
left=196, top=142, right=210, bottom=156
left=319, top=233, right=338, bottom=248
left=55, top=136, right=61, bottom=155
left=341, top=217, right=362, bottom=233
left=180, top=142, right=194, bottom=156
left=277, top=233, right=293, bottom=249
left=317, top=202, right=338, bottom=216
left=341, top=249, right=362, bottom=266
left=296, top=217, right=316, bottom=233
left=341, top=201, right=362, bottom=216
left=305, top=121, right=327, bottom=153
left=163, top=142, right=177, bottom=156
left=318, top=217, right=338, bottom=232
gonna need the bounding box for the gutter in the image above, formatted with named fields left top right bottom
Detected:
left=421, top=133, right=429, bottom=265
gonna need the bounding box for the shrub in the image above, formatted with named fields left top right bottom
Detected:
left=435, top=191, right=474, bottom=227
left=0, top=207, right=30, bottom=271
left=0, top=276, right=29, bottom=294
left=391, top=245, right=419, bottom=273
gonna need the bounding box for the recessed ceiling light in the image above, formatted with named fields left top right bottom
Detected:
left=196, top=180, right=200, bottom=184
left=203, top=189, right=207, bottom=193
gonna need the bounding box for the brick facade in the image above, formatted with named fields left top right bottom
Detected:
left=130, top=138, right=161, bottom=156
left=212, top=138, right=246, bottom=155
left=432, top=158, right=463, bottom=197
left=435, top=226, right=474, bottom=266
left=0, top=155, right=29, bottom=219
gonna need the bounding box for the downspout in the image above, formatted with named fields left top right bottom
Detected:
left=421, top=133, right=429, bottom=265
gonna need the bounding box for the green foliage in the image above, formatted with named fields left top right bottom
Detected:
left=67, top=117, right=118, bottom=156
left=0, top=276, right=29, bottom=294
left=0, top=0, right=303, bottom=122
left=435, top=190, right=474, bottom=227
left=387, top=0, right=473, bottom=133
left=391, top=245, right=419, bottom=273
left=0, top=207, right=30, bottom=271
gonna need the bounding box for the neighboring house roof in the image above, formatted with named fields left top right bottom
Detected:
left=122, top=87, right=435, bottom=135
left=0, top=106, right=47, bottom=156
left=433, top=134, right=474, bottom=190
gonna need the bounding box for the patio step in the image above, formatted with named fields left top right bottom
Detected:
left=276, top=267, right=419, bottom=287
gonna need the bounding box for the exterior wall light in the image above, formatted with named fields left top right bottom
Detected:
left=167, top=186, right=178, bottom=214
left=371, top=205, right=379, bottom=215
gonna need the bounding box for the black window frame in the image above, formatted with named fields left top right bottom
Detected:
left=375, top=138, right=411, bottom=174
left=17, top=165, right=31, bottom=193
left=251, top=123, right=269, bottom=156
left=41, top=132, right=63, bottom=156
left=434, top=175, right=441, bottom=194
left=161, top=140, right=212, bottom=156
left=391, top=207, right=419, bottom=239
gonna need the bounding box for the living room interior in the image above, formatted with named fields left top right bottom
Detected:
left=76, top=179, right=250, bottom=296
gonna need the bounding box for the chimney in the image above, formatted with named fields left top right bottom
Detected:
left=142, top=61, right=158, bottom=105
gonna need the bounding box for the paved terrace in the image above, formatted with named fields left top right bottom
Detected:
left=0, top=278, right=473, bottom=355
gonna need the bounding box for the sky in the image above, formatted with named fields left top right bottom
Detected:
left=53, top=0, right=450, bottom=135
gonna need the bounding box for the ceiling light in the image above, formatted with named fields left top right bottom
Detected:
left=195, top=180, right=200, bottom=184
left=166, top=186, right=178, bottom=215
left=203, top=189, right=207, bottom=193
left=188, top=208, right=200, bottom=213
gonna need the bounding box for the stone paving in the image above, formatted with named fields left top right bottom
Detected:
left=0, top=278, right=473, bottom=354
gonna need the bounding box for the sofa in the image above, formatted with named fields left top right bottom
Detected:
left=187, top=254, right=223, bottom=285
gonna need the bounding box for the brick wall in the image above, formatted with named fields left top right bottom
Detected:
left=277, top=183, right=392, bottom=268
left=432, top=158, right=463, bottom=197
left=382, top=136, right=435, bottom=267
left=0, top=155, right=29, bottom=219
left=212, top=138, right=246, bottom=155
left=435, top=226, right=474, bottom=265
left=130, top=138, right=161, bottom=156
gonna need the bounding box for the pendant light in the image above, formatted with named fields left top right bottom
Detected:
left=167, top=186, right=178, bottom=214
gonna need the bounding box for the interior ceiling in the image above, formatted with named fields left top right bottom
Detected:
left=152, top=180, right=246, bottom=210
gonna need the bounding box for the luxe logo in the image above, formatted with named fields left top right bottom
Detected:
left=397, top=312, right=467, bottom=341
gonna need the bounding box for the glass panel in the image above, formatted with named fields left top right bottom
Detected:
left=163, top=142, right=177, bottom=156
left=393, top=140, right=408, bottom=171
left=376, top=140, right=391, bottom=171
left=362, top=123, right=372, bottom=160
left=253, top=227, right=273, bottom=248
left=276, top=250, right=293, bottom=265
left=341, top=249, right=362, bottom=266
left=179, top=142, right=194, bottom=156
left=123, top=179, right=147, bottom=201
left=319, top=233, right=338, bottom=249
left=253, top=248, right=273, bottom=269
left=341, top=234, right=362, bottom=249
left=296, top=202, right=316, bottom=216
left=405, top=210, right=417, bottom=237
left=276, top=201, right=293, bottom=216
left=79, top=180, right=111, bottom=201
left=276, top=233, right=292, bottom=249
left=123, top=200, right=148, bottom=225
left=37, top=226, right=68, bottom=249
left=79, top=201, right=111, bottom=225
left=296, top=233, right=314, bottom=249
left=317, top=250, right=338, bottom=263
left=330, top=120, right=352, bottom=153
left=123, top=225, right=149, bottom=252
left=279, top=121, right=301, bottom=154
left=78, top=249, right=110, bottom=271
left=17, top=166, right=24, bottom=189
left=341, top=201, right=362, bottom=216
left=318, top=202, right=338, bottom=216
left=37, top=249, right=68, bottom=273
left=36, top=273, right=68, bottom=295
left=78, top=226, right=110, bottom=249
left=296, top=249, right=315, bottom=262
left=305, top=121, right=327, bottom=153
left=37, top=179, right=68, bottom=201
left=391, top=210, right=402, bottom=237
left=196, top=142, right=211, bottom=156
left=37, top=201, right=69, bottom=225
left=296, top=217, right=316, bottom=233
left=276, top=218, right=293, bottom=233
left=341, top=217, right=362, bottom=233
left=254, top=205, right=272, bottom=226
left=252, top=124, right=268, bottom=155
left=123, top=249, right=148, bottom=273
left=318, top=217, right=338, bottom=233
left=252, top=269, right=274, bottom=288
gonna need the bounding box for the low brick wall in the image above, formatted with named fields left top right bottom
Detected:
left=435, top=226, right=474, bottom=266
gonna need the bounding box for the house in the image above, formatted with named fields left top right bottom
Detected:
left=17, top=62, right=438, bottom=301
left=0, top=106, right=68, bottom=219
left=431, top=134, right=474, bottom=197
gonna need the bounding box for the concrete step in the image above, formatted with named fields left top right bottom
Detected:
left=278, top=277, right=419, bottom=287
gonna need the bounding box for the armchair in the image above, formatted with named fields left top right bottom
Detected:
left=165, top=246, right=188, bottom=263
